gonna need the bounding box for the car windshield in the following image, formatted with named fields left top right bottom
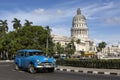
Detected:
left=29, top=52, right=43, bottom=56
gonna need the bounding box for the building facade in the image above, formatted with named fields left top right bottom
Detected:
left=52, top=34, right=71, bottom=47
left=102, top=44, right=120, bottom=57
left=71, top=8, right=95, bottom=55
left=52, top=8, right=96, bottom=56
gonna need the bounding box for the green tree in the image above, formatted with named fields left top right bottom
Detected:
left=0, top=25, right=55, bottom=59
left=24, top=20, right=33, bottom=26
left=45, top=26, right=51, bottom=34
left=65, top=39, right=76, bottom=56
left=76, top=39, right=81, bottom=44
left=97, top=41, right=107, bottom=52
left=55, top=42, right=64, bottom=55
left=0, top=20, right=8, bottom=59
left=0, top=33, right=10, bottom=59
left=0, top=20, right=8, bottom=32
left=12, top=18, right=22, bottom=30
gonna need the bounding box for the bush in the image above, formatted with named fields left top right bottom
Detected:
left=56, top=59, right=120, bottom=69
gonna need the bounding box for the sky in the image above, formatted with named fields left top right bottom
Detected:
left=0, top=0, right=120, bottom=45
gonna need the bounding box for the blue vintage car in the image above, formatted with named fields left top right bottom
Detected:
left=14, top=49, right=56, bottom=73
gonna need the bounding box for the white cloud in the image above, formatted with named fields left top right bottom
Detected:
left=0, top=9, right=65, bottom=30
left=93, top=38, right=103, bottom=44
left=51, top=25, right=70, bottom=36
left=104, top=17, right=120, bottom=24
left=93, top=34, right=120, bottom=45
left=82, top=2, right=114, bottom=20
left=57, top=10, right=65, bottom=15
left=54, top=0, right=80, bottom=8
left=34, top=8, right=45, bottom=14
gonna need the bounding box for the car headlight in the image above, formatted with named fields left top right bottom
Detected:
left=36, top=59, right=40, bottom=64
left=54, top=59, right=56, bottom=62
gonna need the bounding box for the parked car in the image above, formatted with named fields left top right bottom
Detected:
left=14, top=49, right=56, bottom=73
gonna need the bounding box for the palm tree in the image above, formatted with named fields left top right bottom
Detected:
left=65, top=39, right=76, bottom=56
left=97, top=41, right=107, bottom=52
left=76, top=39, right=81, bottom=44
left=45, top=26, right=52, bottom=35
left=45, top=26, right=52, bottom=56
left=0, top=20, right=8, bottom=33
left=0, top=20, right=8, bottom=59
left=12, top=18, right=22, bottom=30
left=24, top=20, right=33, bottom=26
left=55, top=42, right=64, bottom=54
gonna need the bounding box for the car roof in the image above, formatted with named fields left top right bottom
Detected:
left=17, top=49, right=42, bottom=53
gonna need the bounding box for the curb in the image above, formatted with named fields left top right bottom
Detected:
left=0, top=60, right=14, bottom=63
left=55, top=68, right=120, bottom=76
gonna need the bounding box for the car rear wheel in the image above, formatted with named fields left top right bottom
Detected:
left=15, top=64, right=20, bottom=71
left=28, top=64, right=36, bottom=74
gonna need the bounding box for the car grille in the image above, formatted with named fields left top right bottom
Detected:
left=39, top=62, right=53, bottom=66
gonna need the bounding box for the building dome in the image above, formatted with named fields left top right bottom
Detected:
left=73, top=14, right=86, bottom=20
left=73, top=8, right=86, bottom=20
left=71, top=8, right=88, bottom=39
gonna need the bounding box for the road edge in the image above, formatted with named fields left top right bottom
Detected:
left=55, top=67, right=120, bottom=76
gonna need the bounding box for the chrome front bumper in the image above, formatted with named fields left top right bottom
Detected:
left=35, top=63, right=56, bottom=68
left=35, top=65, right=54, bottom=68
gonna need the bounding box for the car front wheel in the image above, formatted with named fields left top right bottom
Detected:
left=28, top=64, right=36, bottom=74
left=48, top=68, right=54, bottom=72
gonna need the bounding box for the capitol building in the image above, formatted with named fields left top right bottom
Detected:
left=52, top=8, right=96, bottom=56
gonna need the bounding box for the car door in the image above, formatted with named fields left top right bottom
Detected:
left=20, top=52, right=25, bottom=68
left=21, top=52, right=30, bottom=68
left=15, top=52, right=22, bottom=67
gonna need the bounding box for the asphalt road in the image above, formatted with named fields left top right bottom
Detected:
left=0, top=62, right=120, bottom=80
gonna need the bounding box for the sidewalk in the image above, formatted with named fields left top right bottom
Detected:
left=0, top=60, right=14, bottom=63
left=56, top=66, right=120, bottom=76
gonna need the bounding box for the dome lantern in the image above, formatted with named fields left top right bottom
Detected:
left=77, top=8, right=81, bottom=15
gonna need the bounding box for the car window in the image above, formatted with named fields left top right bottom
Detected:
left=16, top=52, right=21, bottom=57
left=29, top=52, right=34, bottom=56
left=25, top=52, right=29, bottom=57
left=29, top=52, right=43, bottom=56
left=16, top=52, right=23, bottom=57
left=21, top=53, right=24, bottom=56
